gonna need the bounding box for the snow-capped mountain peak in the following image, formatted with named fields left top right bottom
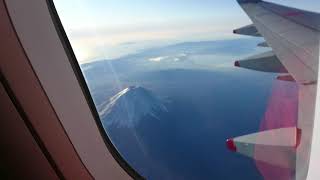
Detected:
left=99, top=86, right=168, bottom=128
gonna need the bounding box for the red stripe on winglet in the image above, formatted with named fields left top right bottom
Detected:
left=234, top=61, right=240, bottom=67
left=295, top=128, right=302, bottom=149
left=226, top=138, right=237, bottom=152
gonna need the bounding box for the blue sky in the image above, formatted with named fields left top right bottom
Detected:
left=54, top=0, right=319, bottom=63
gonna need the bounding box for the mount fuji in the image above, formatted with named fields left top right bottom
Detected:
left=99, top=86, right=168, bottom=128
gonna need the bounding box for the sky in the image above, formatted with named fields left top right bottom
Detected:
left=53, top=0, right=319, bottom=63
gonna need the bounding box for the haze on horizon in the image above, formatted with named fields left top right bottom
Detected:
left=53, top=0, right=319, bottom=63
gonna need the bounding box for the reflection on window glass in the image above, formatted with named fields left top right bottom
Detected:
left=54, top=0, right=319, bottom=179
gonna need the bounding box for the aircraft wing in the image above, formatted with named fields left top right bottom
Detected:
left=238, top=0, right=319, bottom=84
left=227, top=1, right=320, bottom=180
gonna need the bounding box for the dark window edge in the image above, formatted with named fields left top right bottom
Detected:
left=45, top=1, right=145, bottom=179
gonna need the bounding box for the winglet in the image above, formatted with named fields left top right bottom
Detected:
left=226, top=127, right=301, bottom=169
left=233, top=51, right=288, bottom=73
left=277, top=75, right=295, bottom=82
left=233, top=24, right=261, bottom=37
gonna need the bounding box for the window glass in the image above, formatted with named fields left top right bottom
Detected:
left=53, top=1, right=319, bottom=179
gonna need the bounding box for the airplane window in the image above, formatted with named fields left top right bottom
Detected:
left=52, top=0, right=319, bottom=179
